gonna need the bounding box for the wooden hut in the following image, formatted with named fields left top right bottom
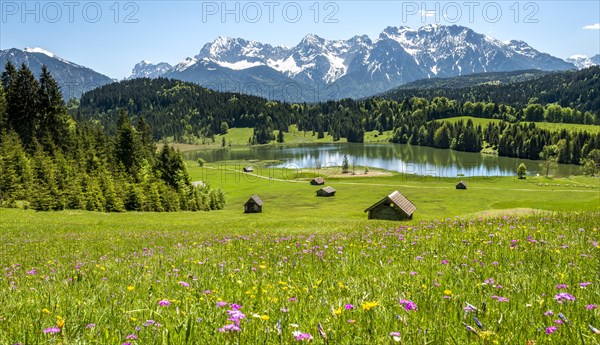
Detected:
left=364, top=191, right=416, bottom=221
left=243, top=166, right=254, bottom=173
left=456, top=181, right=467, bottom=190
left=310, top=177, right=325, bottom=185
left=244, top=195, right=263, bottom=213
left=316, top=186, right=336, bottom=197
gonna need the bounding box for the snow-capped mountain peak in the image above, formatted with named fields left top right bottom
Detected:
left=126, top=24, right=576, bottom=99
left=129, top=60, right=173, bottom=79
left=566, top=54, right=600, bottom=69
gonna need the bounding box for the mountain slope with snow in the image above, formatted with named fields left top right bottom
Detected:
left=133, top=24, right=574, bottom=100
left=0, top=48, right=114, bottom=99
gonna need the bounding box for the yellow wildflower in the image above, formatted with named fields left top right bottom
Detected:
left=362, top=301, right=379, bottom=311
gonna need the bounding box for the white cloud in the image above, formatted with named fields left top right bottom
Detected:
left=582, top=23, right=600, bottom=30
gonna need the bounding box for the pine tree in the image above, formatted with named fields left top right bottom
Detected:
left=37, top=65, right=72, bottom=151
left=7, top=64, right=40, bottom=147
left=115, top=110, right=144, bottom=179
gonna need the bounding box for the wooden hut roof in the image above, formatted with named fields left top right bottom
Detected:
left=311, top=177, right=325, bottom=184
left=364, top=191, right=416, bottom=216
left=244, top=194, right=263, bottom=206
left=456, top=181, right=467, bottom=187
left=319, top=186, right=336, bottom=194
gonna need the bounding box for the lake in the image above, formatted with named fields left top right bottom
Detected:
left=186, top=143, right=582, bottom=177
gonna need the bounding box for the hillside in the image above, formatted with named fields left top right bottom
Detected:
left=383, top=66, right=600, bottom=113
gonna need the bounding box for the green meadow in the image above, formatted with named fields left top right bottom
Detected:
left=1, top=158, right=599, bottom=344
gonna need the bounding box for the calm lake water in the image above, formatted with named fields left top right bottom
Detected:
left=187, top=143, right=581, bottom=177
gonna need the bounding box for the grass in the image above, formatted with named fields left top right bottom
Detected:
left=1, top=160, right=599, bottom=344
left=171, top=126, right=397, bottom=152
left=437, top=116, right=600, bottom=133
left=1, top=207, right=599, bottom=344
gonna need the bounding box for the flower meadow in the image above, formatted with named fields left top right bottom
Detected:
left=1, top=211, right=599, bottom=344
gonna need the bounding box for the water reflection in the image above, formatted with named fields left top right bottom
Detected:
left=186, top=143, right=581, bottom=177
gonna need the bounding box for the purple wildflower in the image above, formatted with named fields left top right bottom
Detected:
left=216, top=301, right=227, bottom=308
left=43, top=327, right=60, bottom=334
left=178, top=281, right=190, bottom=287
left=294, top=332, right=313, bottom=341
left=158, top=299, right=171, bottom=307
left=125, top=334, right=137, bottom=339
left=586, top=304, right=598, bottom=310
left=85, top=323, right=96, bottom=329
left=344, top=304, right=354, bottom=310
left=218, top=324, right=241, bottom=332
left=546, top=326, right=558, bottom=334
left=580, top=282, right=592, bottom=288
left=399, top=299, right=418, bottom=311
left=554, top=293, right=576, bottom=303
left=555, top=284, right=568, bottom=290
left=544, top=310, right=554, bottom=316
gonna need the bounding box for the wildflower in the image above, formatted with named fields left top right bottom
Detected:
left=461, top=322, right=478, bottom=334
left=42, top=308, right=50, bottom=314
left=558, top=313, right=571, bottom=325
left=317, top=322, right=327, bottom=340
left=554, top=320, right=563, bottom=325
left=344, top=304, right=354, bottom=310
left=125, top=334, right=137, bottom=339
left=178, top=281, right=190, bottom=287
left=158, top=299, right=171, bottom=307
left=389, top=331, right=401, bottom=342
left=473, top=317, right=483, bottom=329
left=555, top=284, right=568, bottom=290
left=43, top=327, right=60, bottom=334
left=346, top=319, right=356, bottom=324
left=275, top=320, right=282, bottom=335
left=441, top=260, right=449, bottom=265
left=464, top=302, right=478, bottom=312
left=27, top=269, right=37, bottom=275
left=544, top=310, right=554, bottom=316
left=127, top=286, right=135, bottom=291
left=590, top=324, right=600, bottom=334
left=261, top=315, right=270, bottom=321
left=293, top=331, right=313, bottom=341
left=554, top=293, right=575, bottom=303
left=444, top=289, right=452, bottom=296
left=545, top=326, right=558, bottom=334
left=586, top=304, right=598, bottom=310
left=122, top=343, right=132, bottom=345
left=85, top=323, right=96, bottom=329
left=216, top=301, right=227, bottom=308
left=399, top=299, right=417, bottom=311
left=143, top=320, right=155, bottom=327
left=579, top=282, right=592, bottom=288
left=362, top=301, right=379, bottom=311
left=219, top=324, right=241, bottom=332
left=333, top=307, right=342, bottom=316
left=56, top=316, right=65, bottom=328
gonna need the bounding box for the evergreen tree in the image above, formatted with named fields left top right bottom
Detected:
left=342, top=154, right=350, bottom=173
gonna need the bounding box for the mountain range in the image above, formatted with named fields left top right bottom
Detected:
left=566, top=54, right=600, bottom=69
left=128, top=24, right=579, bottom=101
left=2, top=24, right=598, bottom=101
left=0, top=48, right=114, bottom=99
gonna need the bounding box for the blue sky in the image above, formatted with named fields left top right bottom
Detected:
left=1, top=0, right=599, bottom=79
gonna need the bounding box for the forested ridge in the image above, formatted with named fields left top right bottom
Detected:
left=75, top=68, right=600, bottom=169
left=0, top=62, right=225, bottom=211
left=383, top=66, right=600, bottom=113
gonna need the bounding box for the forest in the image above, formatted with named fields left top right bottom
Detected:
left=74, top=69, right=600, bottom=167
left=0, top=62, right=225, bottom=211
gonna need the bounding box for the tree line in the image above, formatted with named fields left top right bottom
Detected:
left=0, top=62, right=225, bottom=211
left=73, top=69, right=600, bottom=168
